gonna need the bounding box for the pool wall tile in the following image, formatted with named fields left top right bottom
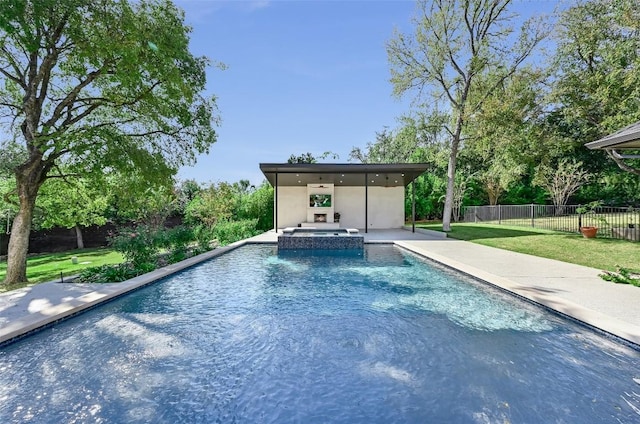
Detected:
left=277, top=234, right=364, bottom=249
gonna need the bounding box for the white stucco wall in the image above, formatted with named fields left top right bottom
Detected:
left=335, top=187, right=366, bottom=228
left=276, top=185, right=405, bottom=229
left=276, top=186, right=307, bottom=228
left=367, top=186, right=405, bottom=229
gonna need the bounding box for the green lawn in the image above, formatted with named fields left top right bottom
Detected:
left=417, top=222, right=640, bottom=273
left=0, top=248, right=124, bottom=292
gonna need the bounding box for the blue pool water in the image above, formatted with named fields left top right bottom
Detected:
left=1, top=244, right=640, bottom=423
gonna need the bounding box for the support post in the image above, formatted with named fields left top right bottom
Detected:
left=411, top=180, right=416, bottom=233
left=274, top=173, right=278, bottom=231
left=530, top=203, right=534, bottom=228
left=365, top=173, right=368, bottom=233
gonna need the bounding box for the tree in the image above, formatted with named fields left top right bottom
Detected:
left=0, top=0, right=218, bottom=284
left=174, top=179, right=202, bottom=214
left=287, top=151, right=339, bottom=164
left=387, top=0, right=546, bottom=230
left=236, top=181, right=274, bottom=232
left=185, top=182, right=236, bottom=227
left=462, top=67, right=545, bottom=205
left=35, top=177, right=109, bottom=249
left=350, top=113, right=451, bottom=219
left=551, top=0, right=640, bottom=176
left=534, top=159, right=591, bottom=209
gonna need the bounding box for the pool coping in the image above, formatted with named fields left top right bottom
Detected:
left=2, top=235, right=639, bottom=348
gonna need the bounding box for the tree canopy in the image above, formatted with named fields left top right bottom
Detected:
left=387, top=0, right=547, bottom=230
left=0, top=0, right=219, bottom=284
left=348, top=0, right=640, bottom=218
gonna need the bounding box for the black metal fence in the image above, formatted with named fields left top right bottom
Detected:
left=463, top=204, right=640, bottom=242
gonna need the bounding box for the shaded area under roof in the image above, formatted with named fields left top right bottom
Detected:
left=585, top=121, right=640, bottom=150
left=259, top=163, right=429, bottom=187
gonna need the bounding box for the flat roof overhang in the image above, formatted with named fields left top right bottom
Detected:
left=586, top=121, right=640, bottom=150
left=259, top=163, right=429, bottom=187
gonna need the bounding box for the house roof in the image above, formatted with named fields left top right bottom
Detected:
left=585, top=121, right=640, bottom=150
left=259, top=163, right=429, bottom=187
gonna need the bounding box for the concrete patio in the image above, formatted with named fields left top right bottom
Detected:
left=1, top=228, right=639, bottom=347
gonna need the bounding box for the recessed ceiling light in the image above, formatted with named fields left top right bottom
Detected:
left=341, top=174, right=344, bottom=177
left=339, top=180, right=343, bottom=183
left=371, top=180, right=374, bottom=183
left=296, top=174, right=299, bottom=177
left=401, top=173, right=405, bottom=176
left=298, top=180, right=301, bottom=183
left=376, top=174, right=379, bottom=177
left=395, top=180, right=398, bottom=183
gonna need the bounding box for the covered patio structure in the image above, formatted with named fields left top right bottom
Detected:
left=585, top=121, right=640, bottom=175
left=259, top=163, right=429, bottom=232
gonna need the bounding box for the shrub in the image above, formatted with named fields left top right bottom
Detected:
left=600, top=266, right=640, bottom=287
left=108, top=225, right=159, bottom=268
left=213, top=219, right=259, bottom=245
left=193, top=224, right=217, bottom=253
left=76, top=263, right=149, bottom=283
left=161, top=225, right=194, bottom=262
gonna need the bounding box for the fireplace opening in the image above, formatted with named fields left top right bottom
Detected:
left=314, top=214, right=327, bottom=223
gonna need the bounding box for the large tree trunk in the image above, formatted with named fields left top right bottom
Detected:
left=3, top=158, right=49, bottom=286
left=442, top=145, right=459, bottom=232
left=75, top=224, right=85, bottom=249
left=442, top=113, right=466, bottom=231
left=4, top=191, right=37, bottom=285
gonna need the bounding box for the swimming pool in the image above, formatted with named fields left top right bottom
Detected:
left=1, top=244, right=639, bottom=423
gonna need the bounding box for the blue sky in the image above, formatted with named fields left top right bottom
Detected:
left=175, top=0, right=559, bottom=185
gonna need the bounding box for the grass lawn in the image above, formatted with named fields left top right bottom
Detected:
left=0, top=248, right=124, bottom=293
left=417, top=222, right=640, bottom=273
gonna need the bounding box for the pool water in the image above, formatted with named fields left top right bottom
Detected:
left=1, top=245, right=640, bottom=423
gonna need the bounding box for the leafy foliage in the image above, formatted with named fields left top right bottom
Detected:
left=158, top=225, right=194, bottom=263
left=534, top=159, right=592, bottom=207
left=213, top=219, right=260, bottom=246
left=0, top=0, right=219, bottom=284
left=235, top=181, right=274, bottom=232
left=599, top=266, right=640, bottom=287
left=185, top=182, right=236, bottom=227
left=549, top=0, right=640, bottom=177
left=35, top=177, right=108, bottom=230
left=76, top=263, right=143, bottom=284
left=287, top=151, right=339, bottom=164
left=108, top=225, right=159, bottom=268
left=387, top=0, right=547, bottom=230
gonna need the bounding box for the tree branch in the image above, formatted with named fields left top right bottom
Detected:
left=607, top=150, right=640, bottom=176
left=42, top=66, right=108, bottom=131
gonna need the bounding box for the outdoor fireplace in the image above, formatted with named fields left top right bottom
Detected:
left=314, top=214, right=327, bottom=223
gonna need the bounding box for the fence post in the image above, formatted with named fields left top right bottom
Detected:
left=530, top=203, right=534, bottom=228
left=498, top=204, right=501, bottom=224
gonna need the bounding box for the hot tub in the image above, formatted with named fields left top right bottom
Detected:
left=278, top=228, right=364, bottom=249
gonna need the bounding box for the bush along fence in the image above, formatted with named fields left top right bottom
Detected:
left=462, top=204, right=640, bottom=242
